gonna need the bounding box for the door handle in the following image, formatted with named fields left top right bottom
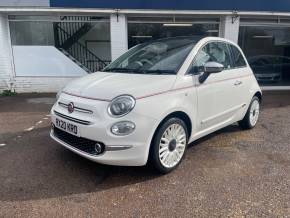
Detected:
left=234, top=80, right=242, bottom=86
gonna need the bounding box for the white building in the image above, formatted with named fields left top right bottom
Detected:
left=1, top=0, right=290, bottom=92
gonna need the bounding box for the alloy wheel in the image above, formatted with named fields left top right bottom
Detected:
left=249, top=99, right=260, bottom=126
left=158, top=123, right=187, bottom=168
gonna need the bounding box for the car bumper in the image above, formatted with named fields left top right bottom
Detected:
left=50, top=129, right=150, bottom=166
left=50, top=97, right=158, bottom=166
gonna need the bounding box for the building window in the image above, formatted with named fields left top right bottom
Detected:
left=239, top=25, right=290, bottom=86
left=9, top=16, right=111, bottom=77
left=128, top=16, right=220, bottom=48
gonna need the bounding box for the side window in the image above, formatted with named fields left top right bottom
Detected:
left=230, top=44, right=247, bottom=68
left=194, top=42, right=232, bottom=70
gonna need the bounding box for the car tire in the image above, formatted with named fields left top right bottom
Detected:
left=239, top=96, right=260, bottom=130
left=150, top=117, right=188, bottom=174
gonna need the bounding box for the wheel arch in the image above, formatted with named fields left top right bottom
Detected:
left=149, top=110, right=192, bottom=149
left=254, top=91, right=262, bottom=102
left=147, top=110, right=192, bottom=166
left=159, top=111, right=192, bottom=138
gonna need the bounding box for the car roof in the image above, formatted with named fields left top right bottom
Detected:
left=197, top=36, right=238, bottom=45
left=140, top=36, right=237, bottom=46
left=139, top=36, right=203, bottom=45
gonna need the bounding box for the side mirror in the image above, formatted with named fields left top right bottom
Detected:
left=204, top=62, right=224, bottom=74
left=188, top=61, right=224, bottom=75
left=198, top=62, right=224, bottom=83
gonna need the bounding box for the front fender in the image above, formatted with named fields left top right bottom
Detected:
left=134, top=87, right=197, bottom=163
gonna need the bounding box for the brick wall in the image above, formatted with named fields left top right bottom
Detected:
left=0, top=14, right=13, bottom=92
left=13, top=77, right=77, bottom=93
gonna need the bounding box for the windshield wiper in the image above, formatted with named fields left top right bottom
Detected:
left=142, top=70, right=176, bottom=75
left=103, top=68, right=176, bottom=75
left=103, top=68, right=135, bottom=73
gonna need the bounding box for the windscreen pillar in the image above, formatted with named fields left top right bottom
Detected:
left=110, top=13, right=128, bottom=61
left=0, top=14, right=14, bottom=92
left=219, top=14, right=240, bottom=44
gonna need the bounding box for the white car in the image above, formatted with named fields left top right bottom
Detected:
left=50, top=37, right=262, bottom=173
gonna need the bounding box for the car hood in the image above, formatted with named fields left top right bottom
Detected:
left=63, top=72, right=177, bottom=100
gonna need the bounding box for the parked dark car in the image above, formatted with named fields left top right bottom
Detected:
left=248, top=55, right=290, bottom=84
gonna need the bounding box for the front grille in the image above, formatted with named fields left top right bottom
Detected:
left=54, top=110, right=92, bottom=125
left=58, top=102, right=93, bottom=114
left=53, top=127, right=105, bottom=156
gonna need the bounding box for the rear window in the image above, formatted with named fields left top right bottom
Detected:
left=230, top=44, right=247, bottom=68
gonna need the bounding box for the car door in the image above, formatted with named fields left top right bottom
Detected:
left=228, top=43, right=251, bottom=110
left=193, top=41, right=243, bottom=133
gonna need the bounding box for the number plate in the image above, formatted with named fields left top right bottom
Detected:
left=55, top=118, right=79, bottom=136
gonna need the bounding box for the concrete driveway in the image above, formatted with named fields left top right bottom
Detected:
left=0, top=92, right=290, bottom=217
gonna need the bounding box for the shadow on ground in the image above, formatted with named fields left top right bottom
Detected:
left=0, top=91, right=290, bottom=203
left=0, top=123, right=244, bottom=202
left=0, top=127, right=158, bottom=202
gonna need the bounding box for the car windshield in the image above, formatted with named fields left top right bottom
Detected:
left=103, top=37, right=200, bottom=75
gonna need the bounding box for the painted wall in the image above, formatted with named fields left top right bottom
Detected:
left=1, top=0, right=289, bottom=12
left=0, top=0, right=49, bottom=7
left=110, top=14, right=128, bottom=61
left=50, top=0, right=290, bottom=12
left=12, top=46, right=88, bottom=77
left=10, top=46, right=87, bottom=92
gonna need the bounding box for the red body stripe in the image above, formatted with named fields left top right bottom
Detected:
left=137, top=74, right=252, bottom=100
left=62, top=74, right=252, bottom=101
left=136, top=85, right=194, bottom=100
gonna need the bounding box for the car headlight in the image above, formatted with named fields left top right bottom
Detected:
left=108, top=95, right=136, bottom=117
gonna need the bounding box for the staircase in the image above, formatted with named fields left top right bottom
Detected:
left=54, top=16, right=110, bottom=73
left=58, top=48, right=91, bottom=73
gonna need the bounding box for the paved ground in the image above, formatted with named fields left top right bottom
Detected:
left=0, top=91, right=290, bottom=217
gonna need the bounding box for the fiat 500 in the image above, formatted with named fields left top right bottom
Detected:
left=50, top=36, right=261, bottom=173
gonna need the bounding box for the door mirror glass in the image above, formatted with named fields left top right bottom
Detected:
left=204, top=61, right=224, bottom=74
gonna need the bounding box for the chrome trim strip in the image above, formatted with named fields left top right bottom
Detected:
left=54, top=110, right=92, bottom=125
left=58, top=102, right=68, bottom=109
left=62, top=91, right=111, bottom=102
left=58, top=102, right=93, bottom=114
left=106, top=145, right=133, bottom=151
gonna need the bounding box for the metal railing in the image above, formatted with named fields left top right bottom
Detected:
left=54, top=17, right=110, bottom=72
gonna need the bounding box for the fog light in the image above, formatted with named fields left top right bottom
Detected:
left=111, top=121, right=135, bottom=136
left=94, top=143, right=103, bottom=154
